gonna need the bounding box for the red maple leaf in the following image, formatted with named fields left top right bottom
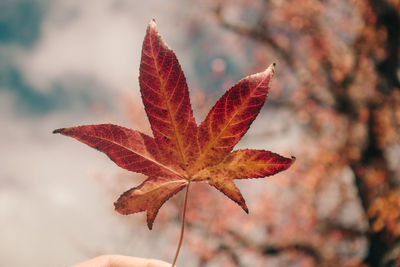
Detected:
left=54, top=21, right=294, bottom=263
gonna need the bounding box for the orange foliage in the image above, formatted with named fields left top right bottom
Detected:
left=368, top=190, right=400, bottom=237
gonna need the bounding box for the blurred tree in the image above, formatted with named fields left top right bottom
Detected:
left=113, top=0, right=400, bottom=266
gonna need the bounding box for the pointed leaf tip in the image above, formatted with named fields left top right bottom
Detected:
left=147, top=220, right=153, bottom=230
left=148, top=19, right=157, bottom=29
left=243, top=205, right=249, bottom=214
left=290, top=156, right=296, bottom=165
left=267, top=63, right=275, bottom=75
left=250, top=64, right=275, bottom=82
left=53, top=128, right=64, bottom=134
left=147, top=212, right=156, bottom=230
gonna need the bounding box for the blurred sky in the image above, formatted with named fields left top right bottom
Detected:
left=0, top=1, right=303, bottom=266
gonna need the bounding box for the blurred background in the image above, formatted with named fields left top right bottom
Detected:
left=1, top=0, right=399, bottom=266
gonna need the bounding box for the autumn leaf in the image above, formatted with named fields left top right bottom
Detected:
left=53, top=19, right=295, bottom=230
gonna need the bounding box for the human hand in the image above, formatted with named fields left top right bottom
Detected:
left=70, top=255, right=173, bottom=267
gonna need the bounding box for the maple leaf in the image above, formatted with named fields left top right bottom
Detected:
left=53, top=20, right=295, bottom=230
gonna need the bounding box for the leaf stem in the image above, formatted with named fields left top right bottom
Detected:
left=171, top=181, right=191, bottom=267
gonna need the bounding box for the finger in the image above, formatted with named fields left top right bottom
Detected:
left=108, top=255, right=172, bottom=267
left=69, top=255, right=173, bottom=267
